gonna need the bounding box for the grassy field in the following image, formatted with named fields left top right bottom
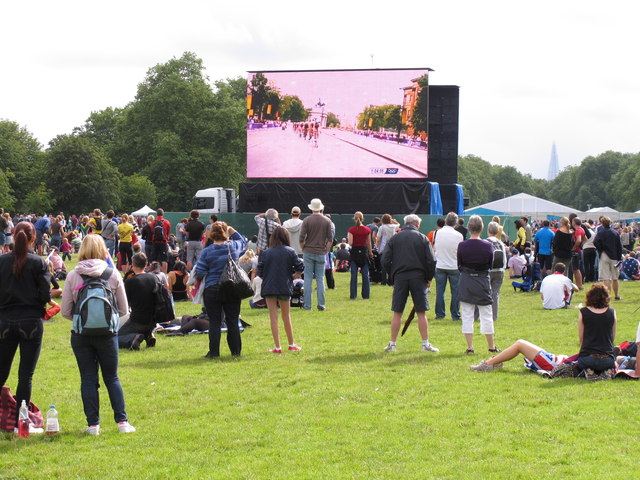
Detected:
left=1, top=261, right=639, bottom=479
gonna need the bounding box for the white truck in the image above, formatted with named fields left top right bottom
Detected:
left=191, top=188, right=236, bottom=213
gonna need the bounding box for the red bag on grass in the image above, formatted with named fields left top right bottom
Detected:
left=0, top=386, right=44, bottom=432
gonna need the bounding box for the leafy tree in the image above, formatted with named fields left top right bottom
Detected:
left=23, top=182, right=55, bottom=214
left=74, top=107, right=127, bottom=151
left=410, top=75, right=429, bottom=134
left=608, top=153, right=640, bottom=211
left=110, top=53, right=245, bottom=210
left=118, top=174, right=158, bottom=213
left=0, top=120, right=45, bottom=210
left=457, top=155, right=495, bottom=206
left=279, top=95, right=307, bottom=122
left=0, top=169, right=16, bottom=210
left=46, top=135, right=119, bottom=213
left=325, top=112, right=340, bottom=127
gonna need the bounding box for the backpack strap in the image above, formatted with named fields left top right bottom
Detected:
left=100, top=267, right=113, bottom=282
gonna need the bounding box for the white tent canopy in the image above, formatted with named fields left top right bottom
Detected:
left=466, top=193, right=580, bottom=218
left=130, top=205, right=155, bottom=217
left=585, top=206, right=618, bottom=213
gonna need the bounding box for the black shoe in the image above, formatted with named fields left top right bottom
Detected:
left=129, top=334, right=145, bottom=351
left=202, top=353, right=219, bottom=359
left=146, top=334, right=156, bottom=348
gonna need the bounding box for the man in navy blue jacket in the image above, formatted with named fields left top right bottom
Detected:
left=593, top=216, right=623, bottom=300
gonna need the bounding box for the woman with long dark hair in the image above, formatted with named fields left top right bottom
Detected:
left=0, top=221, right=51, bottom=433
left=257, top=226, right=304, bottom=353
left=168, top=260, right=190, bottom=301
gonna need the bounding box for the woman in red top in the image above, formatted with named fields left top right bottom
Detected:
left=348, top=211, right=372, bottom=300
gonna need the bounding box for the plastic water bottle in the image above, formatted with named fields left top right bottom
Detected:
left=18, top=400, right=29, bottom=438
left=45, top=405, right=59, bottom=435
left=620, top=356, right=631, bottom=370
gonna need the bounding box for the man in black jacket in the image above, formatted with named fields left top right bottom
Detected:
left=593, top=216, right=623, bottom=300
left=381, top=214, right=438, bottom=353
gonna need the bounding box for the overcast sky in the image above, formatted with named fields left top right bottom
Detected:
left=2, top=1, right=638, bottom=179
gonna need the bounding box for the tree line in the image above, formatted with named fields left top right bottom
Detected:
left=1, top=51, right=639, bottom=214
left=458, top=150, right=640, bottom=212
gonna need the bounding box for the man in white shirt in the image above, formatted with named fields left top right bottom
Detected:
left=540, top=263, right=579, bottom=309
left=433, top=212, right=464, bottom=320
left=282, top=206, right=304, bottom=256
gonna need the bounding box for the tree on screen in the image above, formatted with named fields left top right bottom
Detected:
left=279, top=95, right=307, bottom=122
left=410, top=75, right=429, bottom=135
left=326, top=112, right=340, bottom=127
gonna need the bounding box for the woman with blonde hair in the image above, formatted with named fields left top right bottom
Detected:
left=117, top=214, right=134, bottom=272
left=348, top=211, right=372, bottom=299
left=61, top=234, right=135, bottom=435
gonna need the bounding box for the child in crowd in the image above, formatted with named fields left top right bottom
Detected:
left=60, top=237, right=73, bottom=261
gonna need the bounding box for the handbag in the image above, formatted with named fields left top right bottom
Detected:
left=0, top=386, right=44, bottom=432
left=219, top=244, right=254, bottom=300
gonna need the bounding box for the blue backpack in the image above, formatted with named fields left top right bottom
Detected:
left=72, top=268, right=120, bottom=335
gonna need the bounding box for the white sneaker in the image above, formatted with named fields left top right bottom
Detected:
left=383, top=343, right=396, bottom=352
left=421, top=342, right=440, bottom=352
left=85, top=425, right=100, bottom=436
left=118, top=421, right=136, bottom=433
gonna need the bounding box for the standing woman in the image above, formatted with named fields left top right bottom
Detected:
left=376, top=214, right=399, bottom=285
left=0, top=221, right=51, bottom=433
left=61, top=235, right=135, bottom=435
left=49, top=215, right=65, bottom=250
left=195, top=222, right=247, bottom=358
left=457, top=215, right=498, bottom=355
left=3, top=212, right=14, bottom=253
left=552, top=217, right=573, bottom=274
left=117, top=214, right=134, bottom=272
left=513, top=219, right=526, bottom=254
left=348, top=211, right=372, bottom=299
left=577, top=282, right=616, bottom=379
left=257, top=227, right=304, bottom=353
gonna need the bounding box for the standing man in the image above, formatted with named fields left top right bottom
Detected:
left=100, top=210, right=118, bottom=258
left=34, top=214, right=51, bottom=256
left=485, top=221, right=506, bottom=322
left=533, top=220, right=555, bottom=277
left=151, top=208, right=171, bottom=273
left=366, top=217, right=380, bottom=248
left=433, top=212, right=463, bottom=320
left=381, top=214, right=439, bottom=353
left=254, top=208, right=280, bottom=255
left=184, top=210, right=205, bottom=270
left=593, top=216, right=623, bottom=300
left=299, top=198, right=333, bottom=311
left=283, top=206, right=304, bottom=257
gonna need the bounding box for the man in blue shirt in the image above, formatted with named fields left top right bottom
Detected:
left=533, top=220, right=555, bottom=277
left=33, top=215, right=51, bottom=256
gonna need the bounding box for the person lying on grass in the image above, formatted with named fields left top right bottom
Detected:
left=471, top=283, right=618, bottom=380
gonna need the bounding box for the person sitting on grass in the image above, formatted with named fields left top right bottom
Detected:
left=256, top=226, right=304, bottom=353
left=167, top=260, right=190, bottom=302
left=540, top=262, right=579, bottom=309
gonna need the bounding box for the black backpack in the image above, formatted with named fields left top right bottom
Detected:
left=72, top=268, right=119, bottom=335
left=153, top=278, right=175, bottom=323
left=153, top=219, right=166, bottom=243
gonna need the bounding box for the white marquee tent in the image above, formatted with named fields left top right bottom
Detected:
left=465, top=193, right=580, bottom=218
left=130, top=205, right=156, bottom=217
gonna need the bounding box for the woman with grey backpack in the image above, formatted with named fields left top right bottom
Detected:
left=61, top=234, right=136, bottom=435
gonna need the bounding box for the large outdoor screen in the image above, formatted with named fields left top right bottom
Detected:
left=246, top=68, right=430, bottom=179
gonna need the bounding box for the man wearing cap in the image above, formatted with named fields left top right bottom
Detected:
left=299, top=198, right=333, bottom=311
left=283, top=207, right=304, bottom=257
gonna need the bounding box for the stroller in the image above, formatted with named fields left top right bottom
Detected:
left=290, top=278, right=304, bottom=308
left=369, top=249, right=383, bottom=283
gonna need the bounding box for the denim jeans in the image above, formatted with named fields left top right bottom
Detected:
left=50, top=235, right=62, bottom=250
left=578, top=355, right=615, bottom=373
left=350, top=261, right=370, bottom=299
left=70, top=334, right=128, bottom=425
left=303, top=253, right=326, bottom=309
left=435, top=268, right=460, bottom=319
left=103, top=238, right=116, bottom=258
left=0, top=317, right=43, bottom=422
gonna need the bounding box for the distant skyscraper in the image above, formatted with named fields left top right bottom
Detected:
left=547, top=142, right=560, bottom=180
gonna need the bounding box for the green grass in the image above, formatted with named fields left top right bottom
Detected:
left=1, top=260, right=639, bottom=479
